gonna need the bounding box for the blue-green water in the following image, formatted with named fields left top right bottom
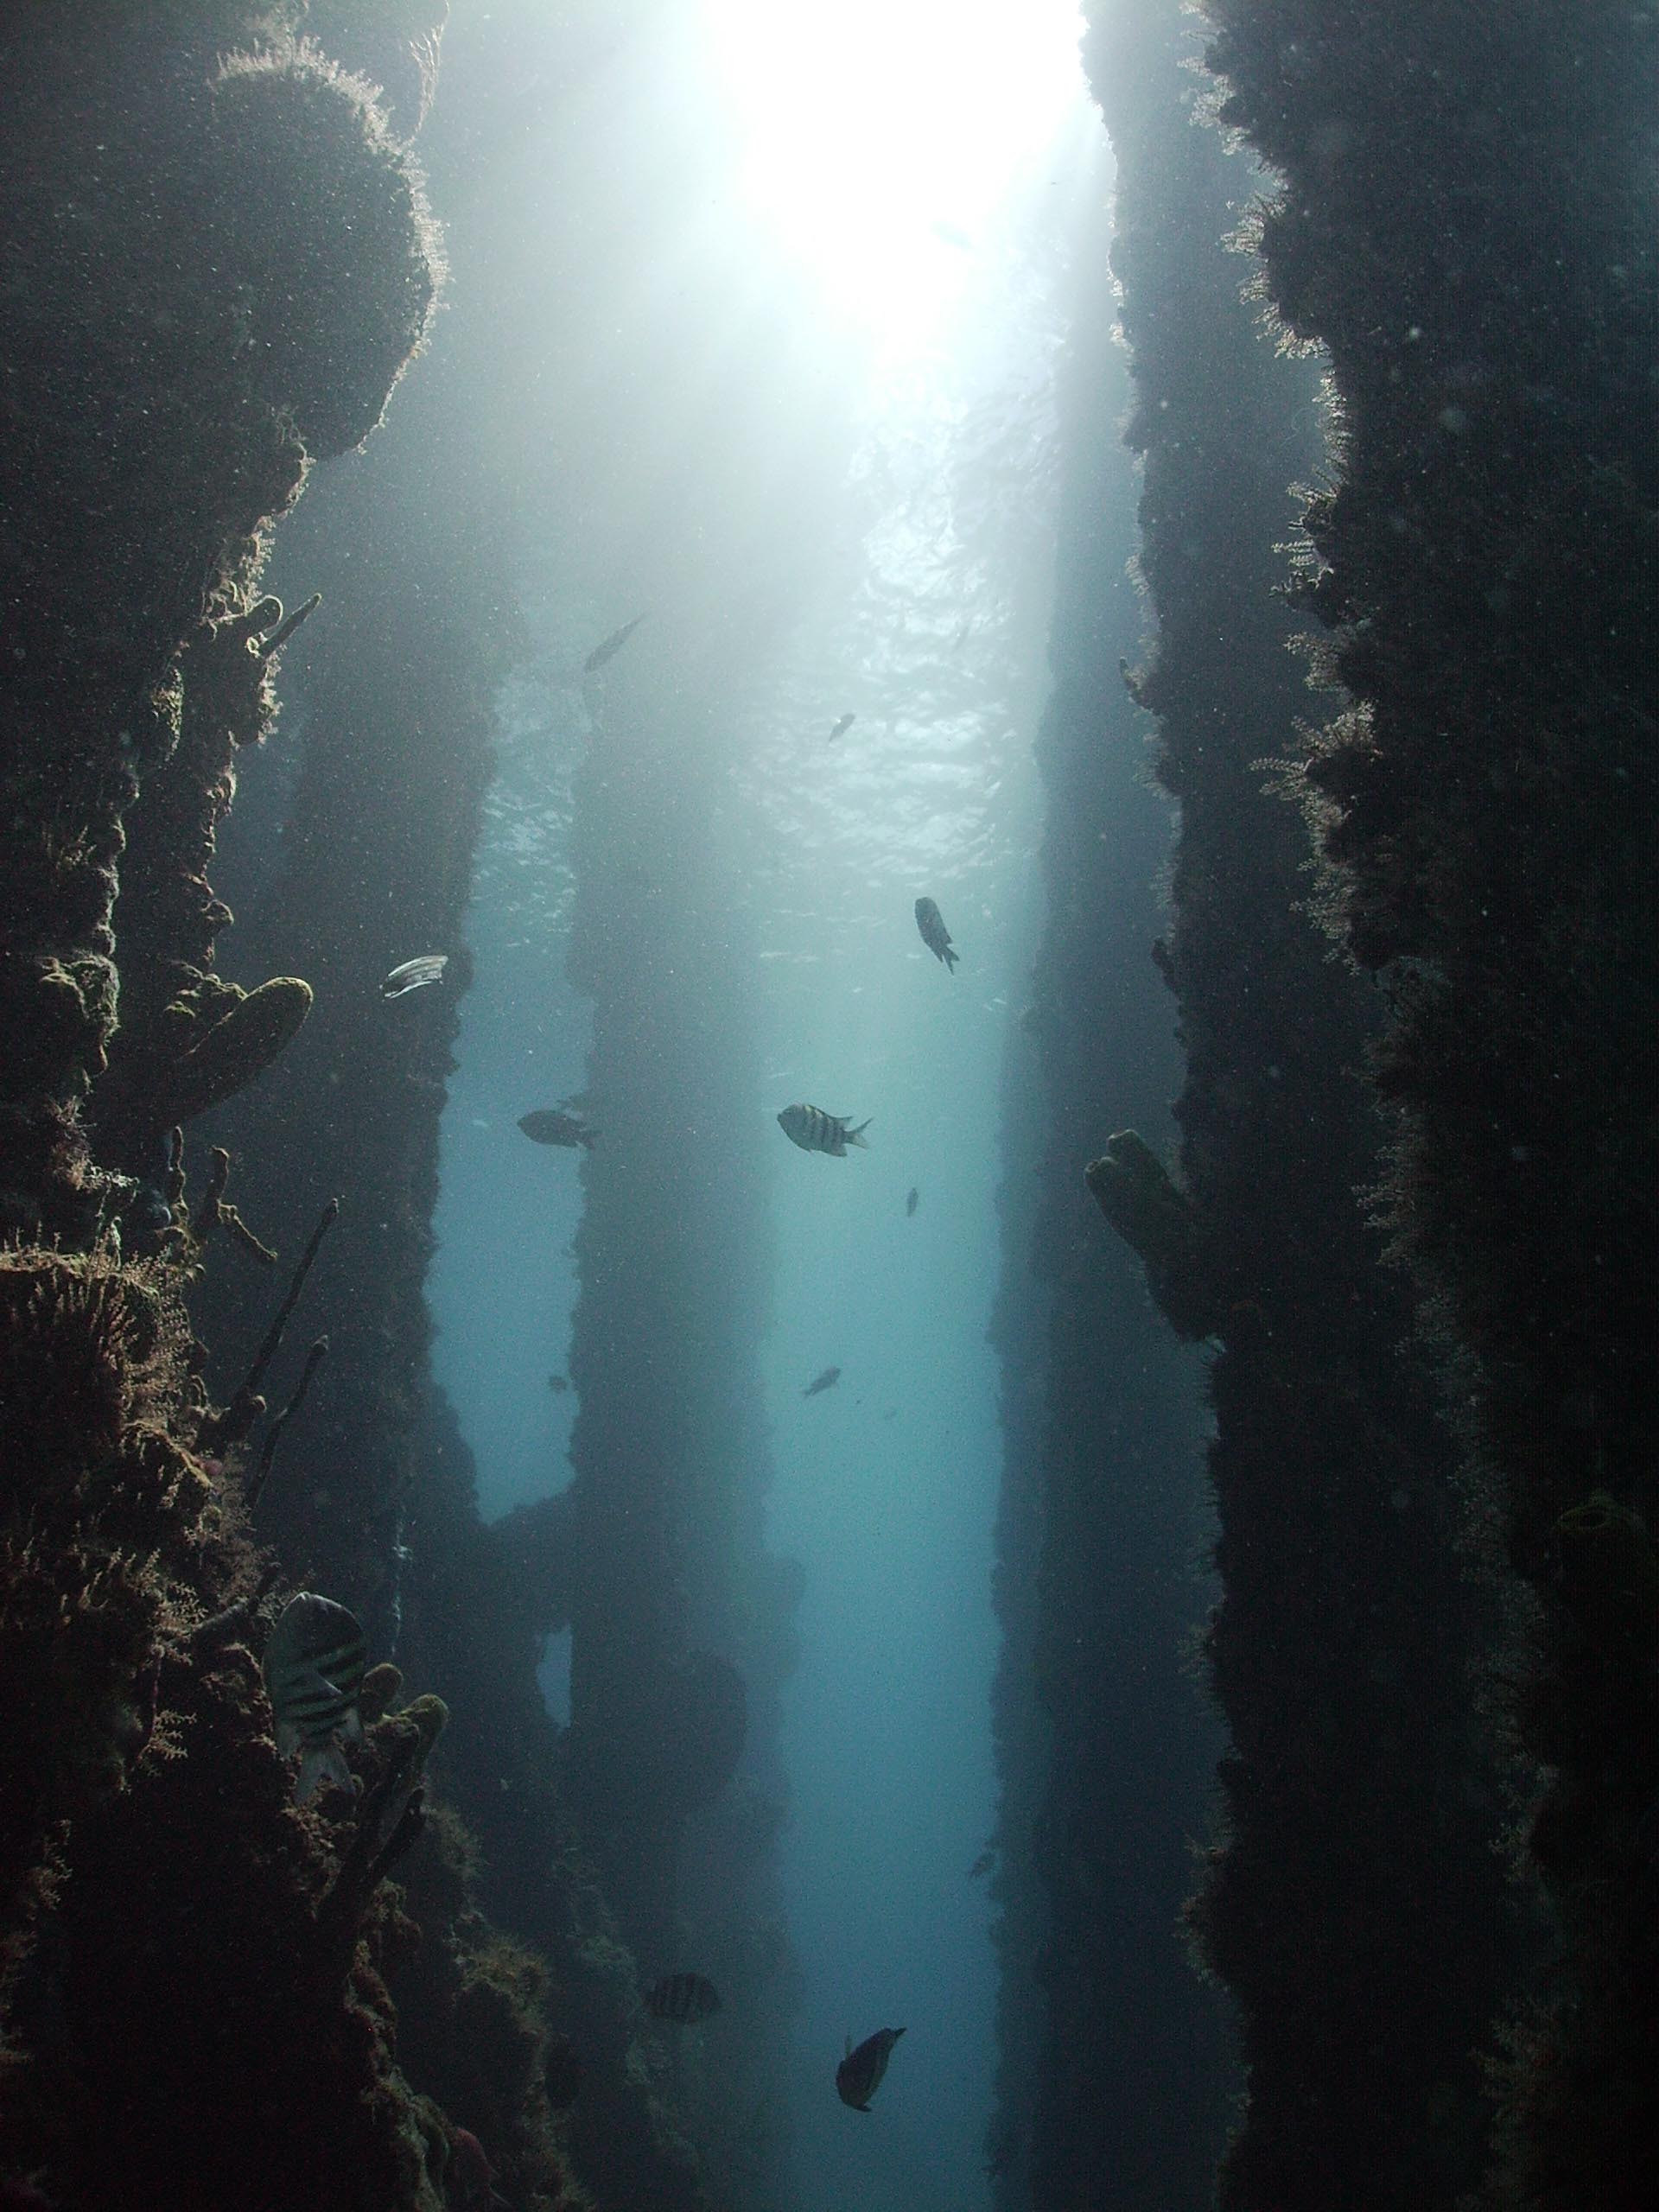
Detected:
left=426, top=10, right=1101, bottom=2198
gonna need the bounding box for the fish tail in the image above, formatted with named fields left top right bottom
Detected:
left=846, top=1119, right=871, bottom=1148
left=944, top=948, right=959, bottom=972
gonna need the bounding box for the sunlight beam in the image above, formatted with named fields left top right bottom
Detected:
left=706, top=0, right=1085, bottom=352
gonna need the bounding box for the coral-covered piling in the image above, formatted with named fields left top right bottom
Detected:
left=1198, top=1, right=1659, bottom=2195
left=986, top=104, right=1233, bottom=2205
left=0, top=11, right=435, bottom=1243
left=1077, top=3, right=1512, bottom=2204
left=0, top=10, right=494, bottom=2205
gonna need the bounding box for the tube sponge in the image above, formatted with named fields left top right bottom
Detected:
left=162, top=976, right=313, bottom=1126
left=1085, top=1129, right=1217, bottom=1339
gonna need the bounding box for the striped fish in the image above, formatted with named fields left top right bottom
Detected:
left=646, top=1972, right=721, bottom=2024
left=262, top=1592, right=368, bottom=1804
left=836, top=2025, right=905, bottom=2112
left=777, top=1103, right=871, bottom=1157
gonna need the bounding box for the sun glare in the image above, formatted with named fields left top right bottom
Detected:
left=705, top=0, right=1086, bottom=351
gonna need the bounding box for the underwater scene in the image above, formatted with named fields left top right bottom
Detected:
left=1, top=3, right=1653, bottom=2209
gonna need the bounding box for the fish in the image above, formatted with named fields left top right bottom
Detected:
left=836, top=2026, right=905, bottom=2112
left=262, top=1592, right=368, bottom=1804
left=778, top=1103, right=870, bottom=1156
left=582, top=611, right=648, bottom=673
left=803, top=1365, right=841, bottom=1398
left=828, top=712, right=855, bottom=741
left=914, top=897, right=958, bottom=971
left=381, top=953, right=448, bottom=999
left=968, top=1847, right=996, bottom=1880
left=518, top=1109, right=597, bottom=1150
left=906, top=1186, right=918, bottom=1217
left=547, top=1373, right=569, bottom=1394
left=646, top=1972, right=722, bottom=2024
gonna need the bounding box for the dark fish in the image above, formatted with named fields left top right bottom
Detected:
left=583, top=612, right=648, bottom=673
left=518, top=1109, right=597, bottom=1150
left=836, top=2025, right=905, bottom=2112
left=647, top=1972, right=722, bottom=2024
left=262, top=1592, right=368, bottom=1803
left=547, top=1373, right=570, bottom=1394
left=914, top=897, right=958, bottom=971
left=968, top=1847, right=996, bottom=1880
left=828, top=712, right=855, bottom=741
left=906, top=1186, right=918, bottom=1217
left=778, top=1103, right=870, bottom=1156
left=803, top=1365, right=841, bottom=1398
left=381, top=953, right=448, bottom=999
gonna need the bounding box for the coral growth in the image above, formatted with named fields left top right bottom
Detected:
left=0, top=9, right=478, bottom=2206
left=1066, top=5, right=1514, bottom=2206
left=1198, top=0, right=1658, bottom=2194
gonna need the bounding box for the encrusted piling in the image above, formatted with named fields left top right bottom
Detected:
left=1198, top=0, right=1658, bottom=2196
left=1073, top=3, right=1513, bottom=2204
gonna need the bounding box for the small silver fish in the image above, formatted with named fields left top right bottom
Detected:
left=381, top=954, right=448, bottom=999
left=778, top=1103, right=870, bottom=1157
left=583, top=612, right=648, bottom=674
left=262, top=1592, right=368, bottom=1803
left=803, top=1365, right=841, bottom=1398
left=836, top=2026, right=905, bottom=2112
left=828, top=712, right=855, bottom=741
left=914, top=897, right=957, bottom=971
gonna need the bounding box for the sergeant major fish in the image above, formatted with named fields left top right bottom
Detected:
left=518, top=1108, right=597, bottom=1149
left=836, top=2025, right=905, bottom=2112
left=914, top=897, right=958, bottom=971
left=778, top=1103, right=870, bottom=1156
left=646, top=1972, right=721, bottom=2024
left=262, top=1592, right=368, bottom=1803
